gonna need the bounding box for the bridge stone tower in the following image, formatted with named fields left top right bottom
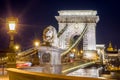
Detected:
left=56, top=10, right=99, bottom=60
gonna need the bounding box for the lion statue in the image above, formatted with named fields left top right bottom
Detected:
left=43, top=25, right=59, bottom=47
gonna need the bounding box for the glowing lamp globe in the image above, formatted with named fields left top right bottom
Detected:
left=34, top=41, right=40, bottom=47
left=6, top=17, right=18, bottom=32
left=8, top=21, right=16, bottom=31
left=14, top=45, right=20, bottom=50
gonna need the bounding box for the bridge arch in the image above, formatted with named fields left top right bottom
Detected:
left=56, top=10, right=99, bottom=60
left=69, top=33, right=80, bottom=47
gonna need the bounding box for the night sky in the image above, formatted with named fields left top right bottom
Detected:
left=0, top=0, right=120, bottom=50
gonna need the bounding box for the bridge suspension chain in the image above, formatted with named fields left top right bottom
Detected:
left=57, top=18, right=68, bottom=38
left=61, top=23, right=88, bottom=56
left=57, top=24, right=68, bottom=38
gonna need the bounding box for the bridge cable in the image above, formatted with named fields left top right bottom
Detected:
left=61, top=23, right=88, bottom=56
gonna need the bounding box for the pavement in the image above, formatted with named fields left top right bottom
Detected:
left=0, top=75, right=9, bottom=80
left=0, top=68, right=9, bottom=80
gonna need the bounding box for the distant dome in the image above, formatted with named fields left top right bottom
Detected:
left=107, top=42, right=113, bottom=51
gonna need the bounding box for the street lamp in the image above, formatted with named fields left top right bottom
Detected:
left=6, top=17, right=18, bottom=51
left=14, top=44, right=20, bottom=53
left=72, top=48, right=76, bottom=53
left=6, top=17, right=18, bottom=68
left=80, top=50, right=83, bottom=54
left=34, top=40, right=40, bottom=47
left=14, top=45, right=19, bottom=50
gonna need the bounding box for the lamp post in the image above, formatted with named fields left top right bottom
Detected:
left=6, top=17, right=18, bottom=52
left=6, top=17, right=18, bottom=68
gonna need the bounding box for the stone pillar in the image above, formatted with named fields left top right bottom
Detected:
left=38, top=46, right=62, bottom=74
left=6, top=53, right=16, bottom=68
left=83, top=23, right=96, bottom=50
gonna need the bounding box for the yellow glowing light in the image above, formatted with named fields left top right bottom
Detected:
left=34, top=41, right=40, bottom=47
left=9, top=22, right=16, bottom=30
left=80, top=50, right=83, bottom=53
left=72, top=48, right=76, bottom=52
left=6, top=17, right=18, bottom=31
left=14, top=45, right=20, bottom=50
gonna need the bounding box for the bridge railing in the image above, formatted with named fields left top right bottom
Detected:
left=7, top=68, right=103, bottom=80
left=0, top=47, right=37, bottom=65
left=17, top=47, right=36, bottom=57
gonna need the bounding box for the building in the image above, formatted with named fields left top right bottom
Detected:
left=105, top=42, right=120, bottom=71
left=106, top=42, right=118, bottom=58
